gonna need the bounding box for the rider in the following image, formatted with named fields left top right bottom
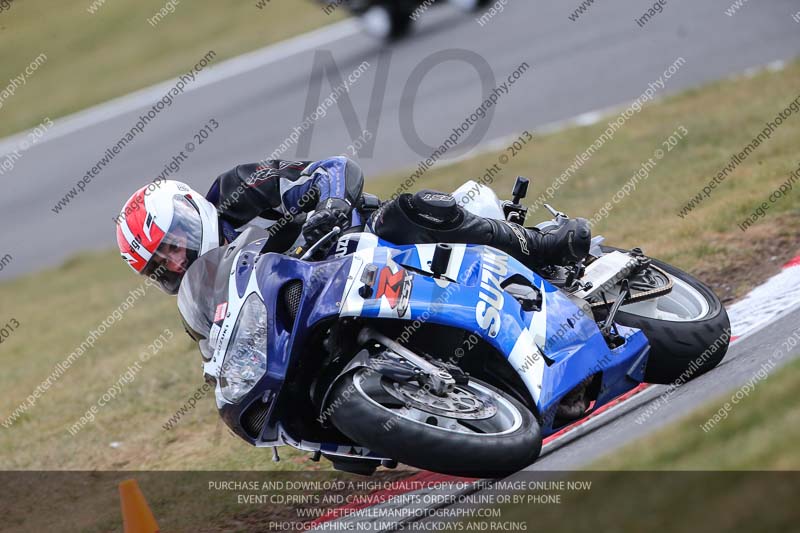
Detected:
left=115, top=156, right=591, bottom=294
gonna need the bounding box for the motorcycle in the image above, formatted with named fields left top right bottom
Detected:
left=178, top=177, right=730, bottom=477
left=319, top=0, right=493, bottom=40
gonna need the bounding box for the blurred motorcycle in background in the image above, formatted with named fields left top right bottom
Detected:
left=319, top=0, right=493, bottom=39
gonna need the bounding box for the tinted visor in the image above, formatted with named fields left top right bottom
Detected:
left=142, top=196, right=203, bottom=294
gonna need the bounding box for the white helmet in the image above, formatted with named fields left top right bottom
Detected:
left=115, top=180, right=219, bottom=294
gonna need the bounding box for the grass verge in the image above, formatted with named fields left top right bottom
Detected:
left=0, top=0, right=342, bottom=138
left=1, top=59, right=799, bottom=472
left=370, top=60, right=800, bottom=303
left=594, top=355, right=800, bottom=470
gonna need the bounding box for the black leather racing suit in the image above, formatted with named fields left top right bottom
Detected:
left=205, top=157, right=589, bottom=268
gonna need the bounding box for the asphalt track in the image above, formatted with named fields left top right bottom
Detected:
left=526, top=306, right=800, bottom=470
left=1, top=0, right=799, bottom=280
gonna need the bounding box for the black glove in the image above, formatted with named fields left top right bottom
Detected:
left=302, top=197, right=351, bottom=245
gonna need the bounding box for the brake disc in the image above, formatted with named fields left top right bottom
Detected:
left=383, top=380, right=497, bottom=420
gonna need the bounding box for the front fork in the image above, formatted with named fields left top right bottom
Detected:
left=317, top=326, right=465, bottom=423
left=357, top=327, right=456, bottom=395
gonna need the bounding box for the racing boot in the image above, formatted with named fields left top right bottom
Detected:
left=524, top=217, right=592, bottom=267
left=478, top=216, right=592, bottom=269
left=369, top=190, right=592, bottom=268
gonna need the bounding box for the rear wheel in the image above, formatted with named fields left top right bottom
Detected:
left=328, top=369, right=541, bottom=478
left=601, top=247, right=731, bottom=384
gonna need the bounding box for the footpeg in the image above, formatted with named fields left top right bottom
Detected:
left=430, top=243, right=452, bottom=277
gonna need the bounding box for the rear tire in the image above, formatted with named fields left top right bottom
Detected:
left=601, top=247, right=731, bottom=384
left=328, top=370, right=541, bottom=478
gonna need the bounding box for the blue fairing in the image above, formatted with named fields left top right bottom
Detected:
left=220, top=232, right=648, bottom=449
left=213, top=236, right=357, bottom=450
left=331, top=234, right=649, bottom=435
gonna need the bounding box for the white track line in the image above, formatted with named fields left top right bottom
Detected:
left=0, top=19, right=359, bottom=155
left=727, top=259, right=800, bottom=338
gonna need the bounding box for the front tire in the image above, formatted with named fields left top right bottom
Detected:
left=328, top=370, right=541, bottom=478
left=359, top=5, right=413, bottom=40
left=601, top=247, right=731, bottom=384
left=449, top=0, right=492, bottom=11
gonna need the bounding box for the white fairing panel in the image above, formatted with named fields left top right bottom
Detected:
left=452, top=181, right=505, bottom=220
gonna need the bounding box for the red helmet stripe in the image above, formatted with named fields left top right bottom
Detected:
left=119, top=217, right=152, bottom=263
left=115, top=185, right=167, bottom=273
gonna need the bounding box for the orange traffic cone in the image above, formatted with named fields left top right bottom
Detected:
left=119, top=479, right=160, bottom=533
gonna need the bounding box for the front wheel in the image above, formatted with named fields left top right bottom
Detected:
left=601, top=247, right=731, bottom=384
left=359, top=5, right=413, bottom=40
left=328, top=369, right=541, bottom=478
left=449, top=0, right=493, bottom=11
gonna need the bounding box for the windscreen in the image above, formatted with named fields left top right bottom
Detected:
left=177, top=246, right=230, bottom=360
left=177, top=227, right=270, bottom=361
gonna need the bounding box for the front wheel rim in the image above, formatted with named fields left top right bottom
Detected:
left=352, top=371, right=524, bottom=436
